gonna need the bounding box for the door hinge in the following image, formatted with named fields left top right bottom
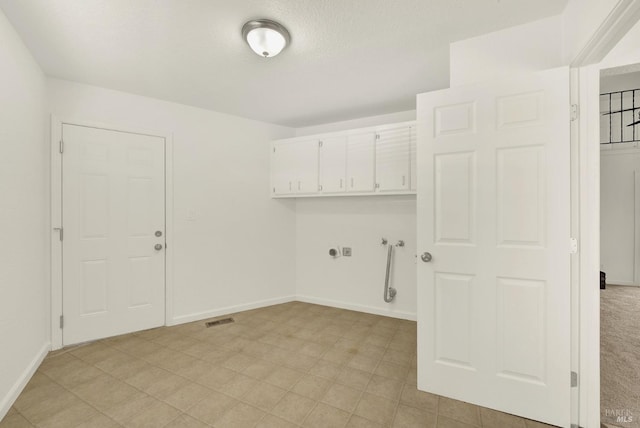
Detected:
left=375, top=183, right=380, bottom=189
left=571, top=104, right=579, bottom=121
left=59, top=315, right=64, bottom=329
left=571, top=371, right=578, bottom=387
left=53, top=227, right=63, bottom=241
left=319, top=140, right=323, bottom=148
left=569, top=237, right=578, bottom=254
left=272, top=147, right=275, bottom=153
left=375, top=134, right=380, bottom=140
left=318, top=184, right=323, bottom=191
left=59, top=139, right=64, bottom=154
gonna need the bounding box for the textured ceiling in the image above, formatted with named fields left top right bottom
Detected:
left=0, top=0, right=568, bottom=127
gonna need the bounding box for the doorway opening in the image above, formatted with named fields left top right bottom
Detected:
left=599, top=63, right=640, bottom=428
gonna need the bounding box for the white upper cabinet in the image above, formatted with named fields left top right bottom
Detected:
left=375, top=125, right=411, bottom=192
left=270, top=121, right=416, bottom=198
left=295, top=140, right=320, bottom=194
left=319, top=135, right=347, bottom=193
left=272, top=142, right=296, bottom=195
left=271, top=138, right=319, bottom=196
left=347, top=131, right=376, bottom=193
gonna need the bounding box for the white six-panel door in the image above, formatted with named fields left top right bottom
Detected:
left=62, top=124, right=166, bottom=345
left=416, top=68, right=571, bottom=426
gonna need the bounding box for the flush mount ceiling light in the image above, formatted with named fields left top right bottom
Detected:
left=242, top=19, right=290, bottom=58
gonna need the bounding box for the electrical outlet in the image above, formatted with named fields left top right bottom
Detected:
left=342, top=247, right=352, bottom=256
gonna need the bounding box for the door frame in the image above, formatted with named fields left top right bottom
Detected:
left=50, top=116, right=174, bottom=350
left=571, top=2, right=640, bottom=426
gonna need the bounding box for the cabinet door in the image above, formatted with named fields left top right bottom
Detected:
left=347, top=131, right=376, bottom=192
left=375, top=126, right=411, bottom=192
left=319, top=136, right=347, bottom=193
left=272, top=142, right=297, bottom=195
left=410, top=126, right=417, bottom=191
left=293, top=139, right=319, bottom=194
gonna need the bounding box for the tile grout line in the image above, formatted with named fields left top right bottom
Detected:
left=254, top=318, right=355, bottom=427
left=40, top=352, right=188, bottom=428
left=248, top=309, right=343, bottom=427
left=340, top=321, right=403, bottom=428
left=142, top=311, right=331, bottom=427
left=12, top=304, right=420, bottom=428
left=24, top=364, right=118, bottom=427
left=238, top=315, right=404, bottom=427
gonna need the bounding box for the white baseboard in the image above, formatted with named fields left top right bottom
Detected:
left=605, top=280, right=638, bottom=287
left=168, top=295, right=297, bottom=326
left=169, top=294, right=416, bottom=326
left=0, top=341, right=50, bottom=420
left=296, top=295, right=417, bottom=321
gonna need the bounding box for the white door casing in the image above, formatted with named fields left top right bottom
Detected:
left=416, top=68, right=571, bottom=426
left=61, top=124, right=166, bottom=345
left=410, top=126, right=417, bottom=191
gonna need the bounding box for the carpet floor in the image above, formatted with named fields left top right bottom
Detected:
left=601, top=284, right=640, bottom=428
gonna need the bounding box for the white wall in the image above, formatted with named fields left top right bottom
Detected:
left=449, top=16, right=564, bottom=87
left=561, top=0, right=623, bottom=64
left=449, top=0, right=635, bottom=87
left=47, top=79, right=297, bottom=324
left=296, top=110, right=416, bottom=137
left=295, top=196, right=417, bottom=319
left=599, top=68, right=640, bottom=286
left=294, top=112, right=418, bottom=320
left=600, top=149, right=640, bottom=285
left=600, top=17, right=640, bottom=69
left=598, top=20, right=640, bottom=287
left=600, top=70, right=640, bottom=92
left=0, top=8, right=49, bottom=420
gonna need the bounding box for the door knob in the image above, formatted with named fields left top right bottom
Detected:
left=420, top=252, right=432, bottom=262
left=154, top=244, right=163, bottom=251
left=155, top=231, right=163, bottom=237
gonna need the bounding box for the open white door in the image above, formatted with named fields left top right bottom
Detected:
left=416, top=68, right=571, bottom=426
left=62, top=124, right=166, bottom=345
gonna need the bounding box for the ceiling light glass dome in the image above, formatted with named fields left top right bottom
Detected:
left=242, top=19, right=291, bottom=58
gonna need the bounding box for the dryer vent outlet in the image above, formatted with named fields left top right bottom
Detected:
left=205, top=318, right=234, bottom=328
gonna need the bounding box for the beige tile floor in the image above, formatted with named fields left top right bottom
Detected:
left=0, top=302, right=556, bottom=428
